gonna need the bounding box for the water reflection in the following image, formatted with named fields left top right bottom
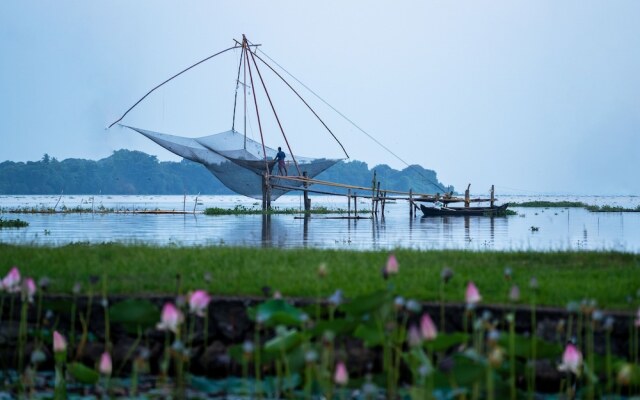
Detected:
left=1, top=195, right=640, bottom=252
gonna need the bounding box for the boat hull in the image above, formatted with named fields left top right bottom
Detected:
left=420, top=203, right=509, bottom=217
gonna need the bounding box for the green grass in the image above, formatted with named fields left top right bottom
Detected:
left=0, top=218, right=29, bottom=228
left=2, top=244, right=639, bottom=310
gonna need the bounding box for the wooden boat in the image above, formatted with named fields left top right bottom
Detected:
left=420, top=203, right=509, bottom=217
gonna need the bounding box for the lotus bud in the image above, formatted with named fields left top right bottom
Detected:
left=394, top=296, right=405, bottom=311
left=465, top=282, right=481, bottom=305
left=2, top=266, right=21, bottom=293
left=317, top=263, right=327, bottom=278
left=30, top=349, right=46, bottom=365
left=156, top=302, right=184, bottom=333
left=385, top=254, right=399, bottom=275
left=488, top=346, right=505, bottom=368
left=509, top=285, right=520, bottom=302
left=334, top=361, right=349, bottom=385
left=407, top=324, right=422, bottom=347
left=188, top=290, right=211, bottom=317
left=617, top=363, right=633, bottom=386
left=405, top=299, right=421, bottom=313
left=72, top=282, right=82, bottom=295
left=440, top=267, right=453, bottom=284
left=328, top=289, right=343, bottom=307
left=38, top=277, right=50, bottom=291
left=305, top=349, right=318, bottom=364
left=420, top=313, right=438, bottom=341
left=557, top=343, right=582, bottom=376
left=23, top=277, right=36, bottom=303
left=273, top=291, right=282, bottom=299
left=99, top=352, right=112, bottom=376
left=53, top=331, right=67, bottom=353
left=503, top=267, right=512, bottom=281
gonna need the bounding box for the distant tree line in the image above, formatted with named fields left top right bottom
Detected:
left=0, top=150, right=453, bottom=195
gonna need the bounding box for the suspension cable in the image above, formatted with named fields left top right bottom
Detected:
left=108, top=45, right=239, bottom=129
left=256, top=48, right=448, bottom=192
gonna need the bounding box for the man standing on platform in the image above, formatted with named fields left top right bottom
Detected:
left=275, top=147, right=288, bottom=176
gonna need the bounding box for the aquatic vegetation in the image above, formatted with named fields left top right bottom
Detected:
left=511, top=201, right=588, bottom=208
left=0, top=218, right=29, bottom=228
left=585, top=204, right=640, bottom=212
left=203, top=204, right=368, bottom=216
left=2, top=259, right=640, bottom=398
left=511, top=201, right=640, bottom=212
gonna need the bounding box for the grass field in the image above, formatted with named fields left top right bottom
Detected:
left=2, top=244, right=639, bottom=310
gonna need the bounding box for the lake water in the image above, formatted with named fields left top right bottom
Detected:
left=1, top=194, right=640, bottom=252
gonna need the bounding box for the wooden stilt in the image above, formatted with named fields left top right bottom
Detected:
left=409, top=189, right=414, bottom=218
left=265, top=173, right=272, bottom=210
left=262, top=173, right=267, bottom=211
left=371, top=171, right=376, bottom=216
left=354, top=192, right=358, bottom=218
left=381, top=191, right=386, bottom=217
left=465, top=184, right=471, bottom=208
left=375, top=181, right=381, bottom=215
left=303, top=171, right=311, bottom=212
left=347, top=189, right=351, bottom=218
left=490, top=184, right=495, bottom=208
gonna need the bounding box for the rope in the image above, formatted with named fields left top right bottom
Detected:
left=108, top=45, right=239, bottom=129
left=256, top=48, right=448, bottom=193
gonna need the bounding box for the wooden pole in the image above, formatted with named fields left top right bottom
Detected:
left=375, top=181, right=381, bottom=215
left=347, top=188, right=351, bottom=218
left=409, top=188, right=413, bottom=218
left=465, top=184, right=471, bottom=208
left=381, top=191, right=386, bottom=217
left=371, top=171, right=376, bottom=216
left=262, top=173, right=266, bottom=211
left=354, top=192, right=357, bottom=218
left=303, top=171, right=310, bottom=212
left=490, top=184, right=495, bottom=208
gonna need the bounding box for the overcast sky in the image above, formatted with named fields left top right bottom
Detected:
left=2, top=1, right=639, bottom=195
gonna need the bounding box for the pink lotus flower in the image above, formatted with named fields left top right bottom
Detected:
left=23, top=277, right=36, bottom=303
left=465, top=282, right=482, bottom=305
left=509, top=285, right=520, bottom=302
left=407, top=324, right=422, bottom=347
left=188, top=290, right=211, bottom=317
left=558, top=343, right=582, bottom=376
left=385, top=254, right=399, bottom=275
left=53, top=331, right=67, bottom=353
left=99, top=352, right=112, bottom=376
left=2, top=266, right=21, bottom=292
left=334, top=361, right=349, bottom=385
left=420, top=313, right=438, bottom=340
left=156, top=303, right=184, bottom=333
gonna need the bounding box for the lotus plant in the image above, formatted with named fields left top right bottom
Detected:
left=2, top=266, right=21, bottom=293
left=558, top=342, right=583, bottom=398
left=53, top=331, right=67, bottom=399
left=420, top=313, right=437, bottom=341
left=156, top=302, right=184, bottom=334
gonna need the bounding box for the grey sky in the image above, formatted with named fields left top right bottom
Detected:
left=1, top=1, right=639, bottom=195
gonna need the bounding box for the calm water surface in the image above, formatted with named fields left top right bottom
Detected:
left=1, top=194, right=639, bottom=252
